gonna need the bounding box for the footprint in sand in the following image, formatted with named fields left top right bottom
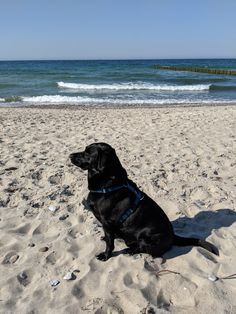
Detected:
left=2, top=252, right=20, bottom=265
left=71, top=283, right=85, bottom=300
left=9, top=223, right=31, bottom=235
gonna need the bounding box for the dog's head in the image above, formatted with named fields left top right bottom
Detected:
left=70, top=142, right=123, bottom=174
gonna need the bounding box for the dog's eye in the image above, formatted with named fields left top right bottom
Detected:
left=85, top=147, right=95, bottom=155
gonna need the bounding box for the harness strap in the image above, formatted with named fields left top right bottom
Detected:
left=89, top=182, right=144, bottom=224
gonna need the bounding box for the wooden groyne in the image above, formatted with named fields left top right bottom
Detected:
left=154, top=65, right=236, bottom=75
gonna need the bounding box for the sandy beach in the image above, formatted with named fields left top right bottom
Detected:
left=0, top=105, right=236, bottom=314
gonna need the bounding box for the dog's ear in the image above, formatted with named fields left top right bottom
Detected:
left=97, top=149, right=107, bottom=172
left=97, top=146, right=115, bottom=172
left=97, top=152, right=103, bottom=172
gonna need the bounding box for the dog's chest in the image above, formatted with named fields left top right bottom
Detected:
left=88, top=194, right=122, bottom=225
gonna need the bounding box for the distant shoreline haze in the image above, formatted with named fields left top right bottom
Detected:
left=0, top=58, right=236, bottom=62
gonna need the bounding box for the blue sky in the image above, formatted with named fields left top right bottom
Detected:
left=0, top=0, right=236, bottom=60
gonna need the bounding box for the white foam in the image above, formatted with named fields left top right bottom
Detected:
left=22, top=95, right=235, bottom=106
left=0, top=98, right=5, bottom=102
left=24, top=95, right=91, bottom=103
left=57, top=81, right=210, bottom=92
left=23, top=95, right=189, bottom=105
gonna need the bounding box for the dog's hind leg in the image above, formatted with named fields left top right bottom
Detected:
left=139, top=233, right=173, bottom=257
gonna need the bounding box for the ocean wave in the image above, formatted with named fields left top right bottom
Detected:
left=1, top=96, right=23, bottom=102
left=0, top=98, right=5, bottom=102
left=22, top=95, right=235, bottom=106
left=0, top=83, right=18, bottom=89
left=57, top=81, right=210, bottom=91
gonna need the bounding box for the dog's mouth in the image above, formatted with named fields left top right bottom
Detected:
left=69, top=153, right=78, bottom=164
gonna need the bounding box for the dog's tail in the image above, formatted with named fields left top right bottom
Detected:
left=173, top=234, right=219, bottom=255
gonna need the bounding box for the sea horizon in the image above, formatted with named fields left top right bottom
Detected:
left=1, top=57, right=236, bottom=62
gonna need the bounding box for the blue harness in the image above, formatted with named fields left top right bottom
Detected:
left=90, top=182, right=144, bottom=224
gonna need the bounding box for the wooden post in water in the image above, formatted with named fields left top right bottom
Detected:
left=154, top=65, right=236, bottom=76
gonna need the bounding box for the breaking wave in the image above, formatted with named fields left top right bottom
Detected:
left=21, top=95, right=235, bottom=106
left=57, top=81, right=211, bottom=91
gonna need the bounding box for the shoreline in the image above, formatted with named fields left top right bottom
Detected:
left=1, top=101, right=236, bottom=110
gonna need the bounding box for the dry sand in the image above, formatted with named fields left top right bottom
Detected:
left=0, top=105, right=236, bottom=314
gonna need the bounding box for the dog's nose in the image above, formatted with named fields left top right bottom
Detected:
left=69, top=153, right=78, bottom=163
left=69, top=153, right=76, bottom=159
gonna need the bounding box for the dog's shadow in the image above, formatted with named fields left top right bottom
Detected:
left=115, top=208, right=236, bottom=260
left=164, top=208, right=236, bottom=259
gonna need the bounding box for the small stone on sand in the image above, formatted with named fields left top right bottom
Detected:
left=9, top=254, right=19, bottom=264
left=48, top=205, right=58, bottom=212
left=63, top=271, right=75, bottom=280
left=59, top=214, right=69, bottom=221
left=208, top=274, right=219, bottom=282
left=50, top=279, right=60, bottom=287
left=39, top=247, right=49, bottom=252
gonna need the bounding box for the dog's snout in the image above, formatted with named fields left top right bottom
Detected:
left=69, top=153, right=80, bottom=165
left=69, top=151, right=89, bottom=170
left=69, top=153, right=76, bottom=159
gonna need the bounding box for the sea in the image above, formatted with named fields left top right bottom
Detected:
left=0, top=59, right=236, bottom=107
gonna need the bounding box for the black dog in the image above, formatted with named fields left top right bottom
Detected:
left=70, top=143, right=218, bottom=261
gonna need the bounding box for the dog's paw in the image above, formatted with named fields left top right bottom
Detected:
left=96, top=252, right=110, bottom=261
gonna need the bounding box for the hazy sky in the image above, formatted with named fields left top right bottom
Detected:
left=1, top=0, right=236, bottom=60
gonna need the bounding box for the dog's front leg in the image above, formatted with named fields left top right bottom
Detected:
left=96, top=227, right=114, bottom=261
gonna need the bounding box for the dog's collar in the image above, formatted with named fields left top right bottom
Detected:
left=90, top=182, right=141, bottom=196
left=89, top=184, right=126, bottom=194
left=90, top=182, right=144, bottom=224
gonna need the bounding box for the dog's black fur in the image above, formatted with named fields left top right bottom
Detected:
left=70, top=143, right=218, bottom=261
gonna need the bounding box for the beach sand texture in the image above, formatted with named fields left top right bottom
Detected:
left=0, top=106, right=236, bottom=314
